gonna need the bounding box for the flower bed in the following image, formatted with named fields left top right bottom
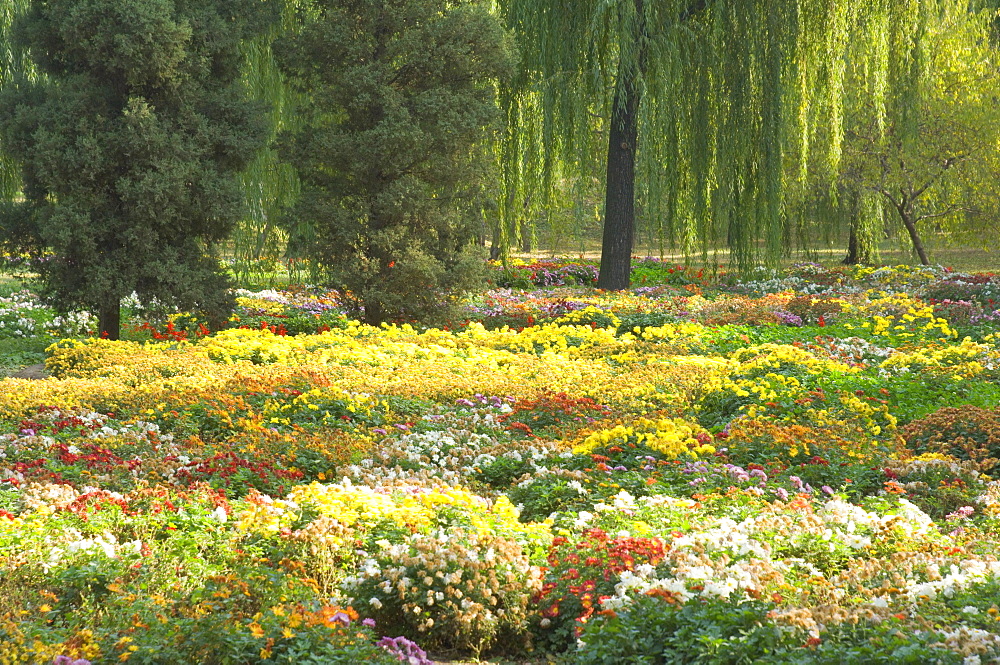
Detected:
left=1, top=263, right=1000, bottom=663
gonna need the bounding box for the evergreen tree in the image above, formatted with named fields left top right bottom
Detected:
left=274, top=0, right=513, bottom=325
left=0, top=0, right=277, bottom=339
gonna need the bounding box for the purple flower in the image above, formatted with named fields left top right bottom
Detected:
left=821, top=485, right=834, bottom=496
left=774, top=311, right=804, bottom=327
left=377, top=636, right=433, bottom=665
left=774, top=487, right=789, bottom=501
left=53, top=658, right=92, bottom=665
left=362, top=617, right=377, bottom=628
left=372, top=428, right=388, bottom=436
left=789, top=476, right=804, bottom=490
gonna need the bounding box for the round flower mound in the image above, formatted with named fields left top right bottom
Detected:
left=903, top=405, right=1000, bottom=470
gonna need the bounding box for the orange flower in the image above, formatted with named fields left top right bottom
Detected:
left=249, top=622, right=265, bottom=639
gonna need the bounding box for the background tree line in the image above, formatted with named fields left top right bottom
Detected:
left=1, top=0, right=998, bottom=336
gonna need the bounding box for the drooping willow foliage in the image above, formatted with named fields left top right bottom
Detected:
left=232, top=0, right=313, bottom=278
left=0, top=0, right=32, bottom=203
left=501, top=0, right=967, bottom=271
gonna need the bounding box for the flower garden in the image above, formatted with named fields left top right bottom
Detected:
left=2, top=261, right=1000, bottom=664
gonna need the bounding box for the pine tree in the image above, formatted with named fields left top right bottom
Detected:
left=274, top=0, right=513, bottom=325
left=0, top=0, right=277, bottom=338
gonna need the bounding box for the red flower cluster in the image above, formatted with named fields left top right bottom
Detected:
left=173, top=451, right=304, bottom=496
left=62, top=490, right=134, bottom=521
left=534, top=529, right=669, bottom=637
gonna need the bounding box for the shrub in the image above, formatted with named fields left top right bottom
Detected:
left=531, top=528, right=668, bottom=652
left=345, top=528, right=540, bottom=656
left=572, top=595, right=966, bottom=665
left=902, top=405, right=1000, bottom=470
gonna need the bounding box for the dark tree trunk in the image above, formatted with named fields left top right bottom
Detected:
left=363, top=299, right=385, bottom=326
left=898, top=208, right=930, bottom=265
left=843, top=221, right=873, bottom=265
left=597, top=2, right=644, bottom=290
left=99, top=299, right=121, bottom=340
left=520, top=218, right=532, bottom=253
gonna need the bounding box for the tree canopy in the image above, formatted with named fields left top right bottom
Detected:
left=0, top=0, right=32, bottom=203
left=500, top=0, right=988, bottom=282
left=0, top=0, right=277, bottom=338
left=837, top=5, right=1000, bottom=264
left=275, top=0, right=513, bottom=324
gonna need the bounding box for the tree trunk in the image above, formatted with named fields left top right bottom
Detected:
left=843, top=220, right=873, bottom=265
left=520, top=218, right=532, bottom=253
left=597, top=0, right=644, bottom=291
left=98, top=299, right=121, bottom=340
left=363, top=299, right=385, bottom=326
left=898, top=209, right=930, bottom=265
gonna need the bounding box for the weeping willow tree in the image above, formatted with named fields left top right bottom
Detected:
left=501, top=0, right=968, bottom=285
left=494, top=69, right=607, bottom=261
left=232, top=1, right=313, bottom=281
left=0, top=0, right=33, bottom=203
left=836, top=3, right=1000, bottom=265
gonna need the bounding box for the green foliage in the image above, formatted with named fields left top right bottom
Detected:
left=572, top=595, right=964, bottom=665
left=0, top=0, right=33, bottom=203
left=0, top=0, right=278, bottom=338
left=0, top=335, right=50, bottom=376
left=275, top=0, right=514, bottom=324
left=233, top=1, right=309, bottom=281
left=837, top=6, right=1000, bottom=264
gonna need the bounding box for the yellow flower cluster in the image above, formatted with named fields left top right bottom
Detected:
left=201, top=328, right=308, bottom=364
left=714, top=372, right=803, bottom=407
left=234, top=296, right=285, bottom=315
left=880, top=337, right=995, bottom=379
left=261, top=386, right=380, bottom=427
left=485, top=322, right=624, bottom=357
left=630, top=321, right=707, bottom=345
left=0, top=620, right=102, bottom=665
left=845, top=299, right=956, bottom=339
left=573, top=418, right=714, bottom=458
left=553, top=306, right=622, bottom=329
left=730, top=343, right=852, bottom=377
left=235, top=483, right=432, bottom=542
left=236, top=482, right=550, bottom=549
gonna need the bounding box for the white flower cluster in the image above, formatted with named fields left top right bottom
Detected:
left=348, top=421, right=561, bottom=489
left=819, top=336, right=897, bottom=367
left=0, top=290, right=96, bottom=337
left=43, top=528, right=143, bottom=571
left=600, top=494, right=946, bottom=614
left=899, top=559, right=1000, bottom=603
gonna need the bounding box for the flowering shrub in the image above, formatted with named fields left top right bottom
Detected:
left=572, top=594, right=968, bottom=665
left=531, top=528, right=668, bottom=650
left=902, top=406, right=1000, bottom=470
left=345, top=527, right=540, bottom=656
left=488, top=261, right=599, bottom=288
